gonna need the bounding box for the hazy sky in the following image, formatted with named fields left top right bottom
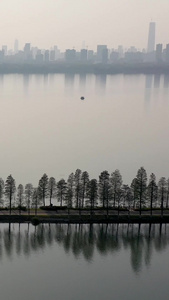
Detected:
left=0, top=0, right=169, bottom=51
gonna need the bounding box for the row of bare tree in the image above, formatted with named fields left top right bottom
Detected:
left=1, top=167, right=169, bottom=215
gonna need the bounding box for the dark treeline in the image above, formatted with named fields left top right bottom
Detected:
left=0, top=62, right=169, bottom=74
left=1, top=167, right=169, bottom=216
left=2, top=223, right=169, bottom=273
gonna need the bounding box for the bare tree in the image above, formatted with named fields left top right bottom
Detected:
left=74, top=169, right=82, bottom=208
left=0, top=178, right=4, bottom=207
left=32, top=188, right=40, bottom=215
left=5, top=175, right=16, bottom=215
left=110, top=169, right=122, bottom=208
left=135, top=167, right=147, bottom=216
left=147, top=173, right=158, bottom=216
left=166, top=178, right=169, bottom=208
left=81, top=171, right=89, bottom=208
left=17, top=184, right=24, bottom=214
left=130, top=178, right=139, bottom=209
left=99, top=170, right=110, bottom=208
left=25, top=183, right=33, bottom=215
left=48, top=177, right=56, bottom=206
left=86, top=179, right=98, bottom=217
left=56, top=179, right=67, bottom=206
left=65, top=173, right=74, bottom=214
left=38, top=173, right=48, bottom=206
left=158, top=177, right=167, bottom=218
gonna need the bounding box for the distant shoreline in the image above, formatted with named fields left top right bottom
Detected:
left=0, top=62, right=169, bottom=75
left=1, top=213, right=169, bottom=224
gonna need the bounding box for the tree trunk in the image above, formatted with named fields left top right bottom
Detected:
left=9, top=193, right=12, bottom=215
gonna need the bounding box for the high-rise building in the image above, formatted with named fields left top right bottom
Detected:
left=2, top=45, right=7, bottom=56
left=44, top=50, right=49, bottom=62
left=65, top=49, right=76, bottom=62
left=88, top=50, right=94, bottom=61
left=80, top=49, right=87, bottom=61
left=165, top=44, right=169, bottom=63
left=24, top=43, right=31, bottom=54
left=156, top=44, right=163, bottom=62
left=23, top=43, right=32, bottom=61
left=97, top=45, right=107, bottom=62
left=50, top=50, right=55, bottom=61
left=147, top=22, right=156, bottom=53
left=102, top=48, right=108, bottom=64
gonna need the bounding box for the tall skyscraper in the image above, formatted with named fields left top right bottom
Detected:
left=147, top=22, right=156, bottom=53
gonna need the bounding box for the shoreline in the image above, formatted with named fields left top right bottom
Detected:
left=0, top=62, right=169, bottom=75
left=1, top=214, right=169, bottom=224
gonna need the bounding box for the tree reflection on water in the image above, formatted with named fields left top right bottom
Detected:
left=1, top=222, right=169, bottom=273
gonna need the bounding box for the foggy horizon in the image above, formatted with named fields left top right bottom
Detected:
left=0, top=0, right=169, bottom=51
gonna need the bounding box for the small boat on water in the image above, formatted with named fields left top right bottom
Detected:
left=80, top=96, right=85, bottom=100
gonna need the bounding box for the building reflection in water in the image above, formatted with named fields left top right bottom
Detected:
left=163, top=74, right=169, bottom=89
left=144, top=75, right=153, bottom=102
left=23, top=74, right=31, bottom=97
left=64, top=73, right=75, bottom=96
left=43, top=74, right=49, bottom=87
left=95, top=74, right=107, bottom=96
left=1, top=223, right=169, bottom=274
left=154, top=74, right=161, bottom=89
left=79, top=74, right=86, bottom=89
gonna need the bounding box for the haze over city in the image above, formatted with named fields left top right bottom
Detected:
left=0, top=0, right=169, bottom=51
left=1, top=1, right=169, bottom=300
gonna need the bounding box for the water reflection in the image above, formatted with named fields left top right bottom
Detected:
left=1, top=223, right=169, bottom=274
left=23, top=74, right=30, bottom=96
left=154, top=74, right=161, bottom=88
left=144, top=75, right=153, bottom=102
left=95, top=74, right=107, bottom=95
left=163, top=74, right=169, bottom=88
left=43, top=74, right=49, bottom=86
left=79, top=73, right=86, bottom=88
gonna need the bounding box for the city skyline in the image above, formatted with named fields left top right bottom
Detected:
left=1, top=21, right=169, bottom=67
left=1, top=20, right=169, bottom=55
left=0, top=0, right=168, bottom=51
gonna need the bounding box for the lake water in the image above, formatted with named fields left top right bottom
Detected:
left=0, top=73, right=169, bottom=190
left=0, top=74, right=168, bottom=299
left=0, top=222, right=169, bottom=300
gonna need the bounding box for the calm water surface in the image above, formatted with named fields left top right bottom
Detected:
left=0, top=74, right=168, bottom=299
left=0, top=223, right=169, bottom=300
left=0, top=73, right=169, bottom=187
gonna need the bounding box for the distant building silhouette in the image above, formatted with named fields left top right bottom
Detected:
left=35, top=50, right=43, bottom=63
left=24, top=43, right=32, bottom=61
left=97, top=45, right=107, bottom=62
left=102, top=48, right=108, bottom=64
left=80, top=49, right=87, bottom=62
left=2, top=45, right=7, bottom=56
left=110, top=51, right=119, bottom=63
left=118, top=45, right=124, bottom=58
left=88, top=50, right=94, bottom=62
left=24, top=43, right=31, bottom=54
left=44, top=50, right=49, bottom=62
left=156, top=44, right=163, bottom=63
left=147, top=22, right=156, bottom=53
left=50, top=50, right=55, bottom=61
left=165, top=44, right=169, bottom=63
left=65, top=49, right=76, bottom=62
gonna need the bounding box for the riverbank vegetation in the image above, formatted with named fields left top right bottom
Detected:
left=1, top=167, right=169, bottom=218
